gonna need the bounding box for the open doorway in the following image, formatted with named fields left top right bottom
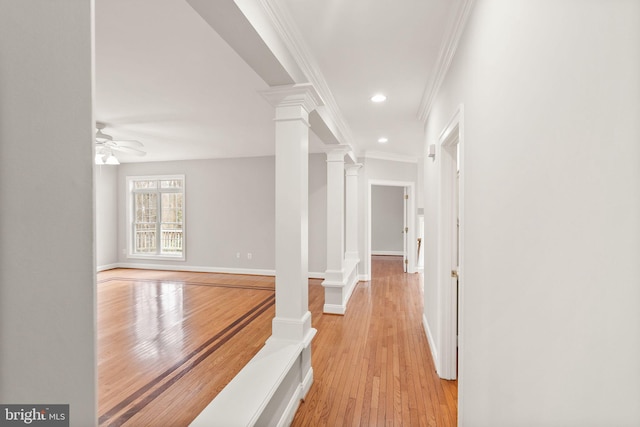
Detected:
left=371, top=185, right=405, bottom=263
left=367, top=180, right=416, bottom=278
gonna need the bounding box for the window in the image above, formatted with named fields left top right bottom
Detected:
left=127, top=175, right=185, bottom=260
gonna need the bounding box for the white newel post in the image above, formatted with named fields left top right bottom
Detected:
left=345, top=163, right=362, bottom=261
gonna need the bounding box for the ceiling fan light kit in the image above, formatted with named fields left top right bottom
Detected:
left=94, top=123, right=145, bottom=165
left=105, top=154, right=120, bottom=165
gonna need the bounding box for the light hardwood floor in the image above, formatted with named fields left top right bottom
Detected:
left=292, top=256, right=457, bottom=426
left=97, top=256, right=456, bottom=426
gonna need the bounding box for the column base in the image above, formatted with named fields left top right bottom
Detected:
left=271, top=311, right=316, bottom=343
left=321, top=258, right=360, bottom=315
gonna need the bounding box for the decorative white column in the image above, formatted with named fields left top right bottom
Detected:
left=322, top=149, right=361, bottom=314
left=261, top=84, right=321, bottom=346
left=345, top=164, right=362, bottom=261
left=324, top=148, right=347, bottom=278
left=191, top=84, right=323, bottom=427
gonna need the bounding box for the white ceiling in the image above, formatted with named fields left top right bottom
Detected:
left=95, top=0, right=457, bottom=163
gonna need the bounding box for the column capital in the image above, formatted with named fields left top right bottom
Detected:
left=345, top=163, right=363, bottom=175
left=325, top=146, right=350, bottom=162
left=261, top=83, right=323, bottom=113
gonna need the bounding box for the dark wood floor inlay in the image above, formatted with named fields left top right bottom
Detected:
left=99, top=293, right=275, bottom=426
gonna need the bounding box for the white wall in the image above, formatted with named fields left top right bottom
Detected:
left=0, top=1, right=96, bottom=425
left=109, top=154, right=327, bottom=275
left=371, top=185, right=404, bottom=254
left=308, top=154, right=327, bottom=274
left=96, top=166, right=119, bottom=269
left=424, top=1, right=640, bottom=425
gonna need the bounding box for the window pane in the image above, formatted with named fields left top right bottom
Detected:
left=135, top=193, right=157, bottom=223
left=134, top=180, right=157, bottom=189
left=160, top=180, right=183, bottom=189
left=134, top=223, right=157, bottom=253
left=161, top=224, right=183, bottom=254
left=161, top=193, right=183, bottom=224
left=160, top=192, right=183, bottom=255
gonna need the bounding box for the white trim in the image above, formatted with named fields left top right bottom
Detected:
left=359, top=274, right=370, bottom=282
left=364, top=150, right=419, bottom=164
left=435, top=105, right=463, bottom=382
left=321, top=258, right=359, bottom=315
left=371, top=250, right=404, bottom=256
left=190, top=339, right=305, bottom=427
left=342, top=265, right=359, bottom=307
left=277, top=384, right=303, bottom=427
left=301, top=366, right=314, bottom=399
left=257, top=0, right=355, bottom=147
left=96, top=263, right=119, bottom=272
left=423, top=314, right=439, bottom=372
left=322, top=303, right=345, bottom=315
left=418, top=0, right=475, bottom=122
left=367, top=180, right=417, bottom=280
left=308, top=271, right=325, bottom=280
left=117, top=263, right=274, bottom=276
left=100, top=262, right=324, bottom=279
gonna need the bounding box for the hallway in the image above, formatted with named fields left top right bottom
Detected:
left=293, top=256, right=457, bottom=426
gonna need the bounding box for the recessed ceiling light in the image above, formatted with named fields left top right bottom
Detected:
left=378, top=137, right=388, bottom=143
left=370, top=94, right=387, bottom=103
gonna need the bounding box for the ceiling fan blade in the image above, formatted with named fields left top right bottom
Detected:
left=111, top=145, right=146, bottom=156
left=112, top=139, right=143, bottom=148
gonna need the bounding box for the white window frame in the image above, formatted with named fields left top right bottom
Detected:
left=126, top=174, right=186, bottom=261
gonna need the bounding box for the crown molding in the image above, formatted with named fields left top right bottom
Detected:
left=364, top=151, right=419, bottom=164
left=256, top=0, right=356, bottom=149
left=260, top=83, right=324, bottom=114
left=417, top=0, right=476, bottom=123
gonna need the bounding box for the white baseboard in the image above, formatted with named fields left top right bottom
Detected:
left=96, top=263, right=120, bottom=272
left=301, top=367, right=314, bottom=399
left=323, top=303, right=345, bottom=315
left=278, top=384, right=303, bottom=427
left=371, top=250, right=404, bottom=256
left=343, top=269, right=358, bottom=308
left=103, top=262, right=323, bottom=279
left=117, top=262, right=275, bottom=276
left=423, top=314, right=439, bottom=373
left=359, top=274, right=370, bottom=281
left=275, top=365, right=313, bottom=427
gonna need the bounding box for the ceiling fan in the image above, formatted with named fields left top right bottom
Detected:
left=95, top=123, right=146, bottom=165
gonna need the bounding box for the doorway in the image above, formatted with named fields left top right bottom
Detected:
left=436, top=106, right=463, bottom=381
left=367, top=180, right=416, bottom=279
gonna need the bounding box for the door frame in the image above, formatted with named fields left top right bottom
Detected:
left=367, top=180, right=416, bottom=275
left=436, top=105, right=464, bottom=381
left=403, top=186, right=408, bottom=272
